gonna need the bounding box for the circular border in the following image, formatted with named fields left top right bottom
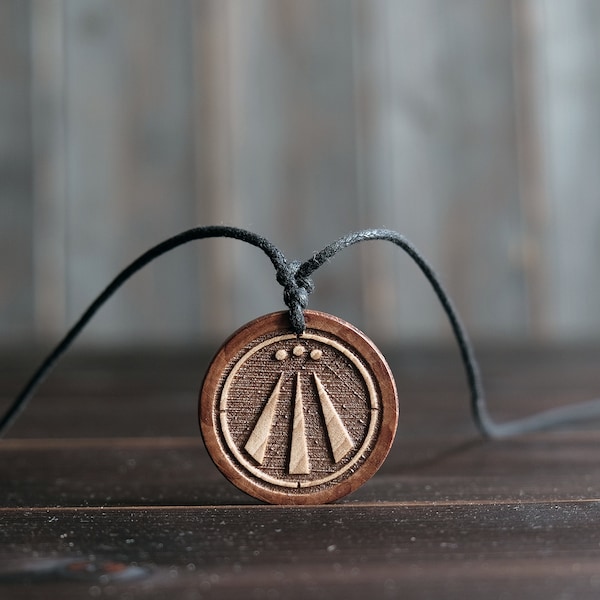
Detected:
left=199, top=310, right=399, bottom=505
left=219, top=332, right=379, bottom=488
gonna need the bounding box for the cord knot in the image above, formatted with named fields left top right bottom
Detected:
left=276, top=260, right=314, bottom=334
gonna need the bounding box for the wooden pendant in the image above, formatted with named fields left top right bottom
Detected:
left=199, top=310, right=398, bottom=504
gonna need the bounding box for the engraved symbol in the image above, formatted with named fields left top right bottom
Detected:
left=244, top=348, right=354, bottom=474
left=313, top=374, right=354, bottom=463
left=244, top=374, right=284, bottom=464
left=217, top=330, right=380, bottom=491
left=289, top=373, right=310, bottom=474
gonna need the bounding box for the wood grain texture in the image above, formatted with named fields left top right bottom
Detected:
left=61, top=0, right=201, bottom=343
left=354, top=0, right=529, bottom=341
left=0, top=1, right=34, bottom=341
left=3, top=502, right=600, bottom=600
left=3, top=1, right=600, bottom=345
left=30, top=0, right=68, bottom=336
left=537, top=1, right=600, bottom=338
left=2, top=345, right=600, bottom=598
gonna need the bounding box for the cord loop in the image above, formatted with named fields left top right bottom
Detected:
left=276, top=260, right=315, bottom=334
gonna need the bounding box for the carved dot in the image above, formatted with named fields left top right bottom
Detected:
left=275, top=349, right=288, bottom=361
left=293, top=345, right=305, bottom=357
left=310, top=349, right=323, bottom=361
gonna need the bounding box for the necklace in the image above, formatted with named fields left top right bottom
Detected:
left=3, top=226, right=600, bottom=504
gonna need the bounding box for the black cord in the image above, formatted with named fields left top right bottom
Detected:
left=298, top=229, right=600, bottom=437
left=0, top=226, right=288, bottom=436
left=2, top=225, right=599, bottom=440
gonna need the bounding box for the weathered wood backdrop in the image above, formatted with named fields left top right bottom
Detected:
left=1, top=0, right=599, bottom=345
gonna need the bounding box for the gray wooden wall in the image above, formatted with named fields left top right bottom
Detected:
left=1, top=0, right=600, bottom=345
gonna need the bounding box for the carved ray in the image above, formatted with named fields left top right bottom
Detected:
left=313, top=374, right=354, bottom=463
left=245, top=373, right=284, bottom=464
left=289, top=373, right=310, bottom=474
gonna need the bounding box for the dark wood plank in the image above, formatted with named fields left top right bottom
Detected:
left=3, top=344, right=600, bottom=439
left=0, top=434, right=477, bottom=509
left=3, top=431, right=600, bottom=509
left=2, top=346, right=600, bottom=598
left=2, top=502, right=600, bottom=599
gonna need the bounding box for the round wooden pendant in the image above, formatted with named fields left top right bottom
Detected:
left=199, top=310, right=398, bottom=504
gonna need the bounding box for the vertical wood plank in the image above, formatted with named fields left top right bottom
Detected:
left=31, top=0, right=68, bottom=337
left=226, top=0, right=364, bottom=328
left=435, top=0, right=527, bottom=340
left=191, top=0, right=239, bottom=336
left=0, top=0, right=34, bottom=342
left=62, top=0, right=200, bottom=343
left=354, top=0, right=528, bottom=341
left=9, top=0, right=600, bottom=345
left=511, top=0, right=549, bottom=338
left=538, top=1, right=600, bottom=338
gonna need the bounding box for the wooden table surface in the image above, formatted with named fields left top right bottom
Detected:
left=1, top=343, right=600, bottom=599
